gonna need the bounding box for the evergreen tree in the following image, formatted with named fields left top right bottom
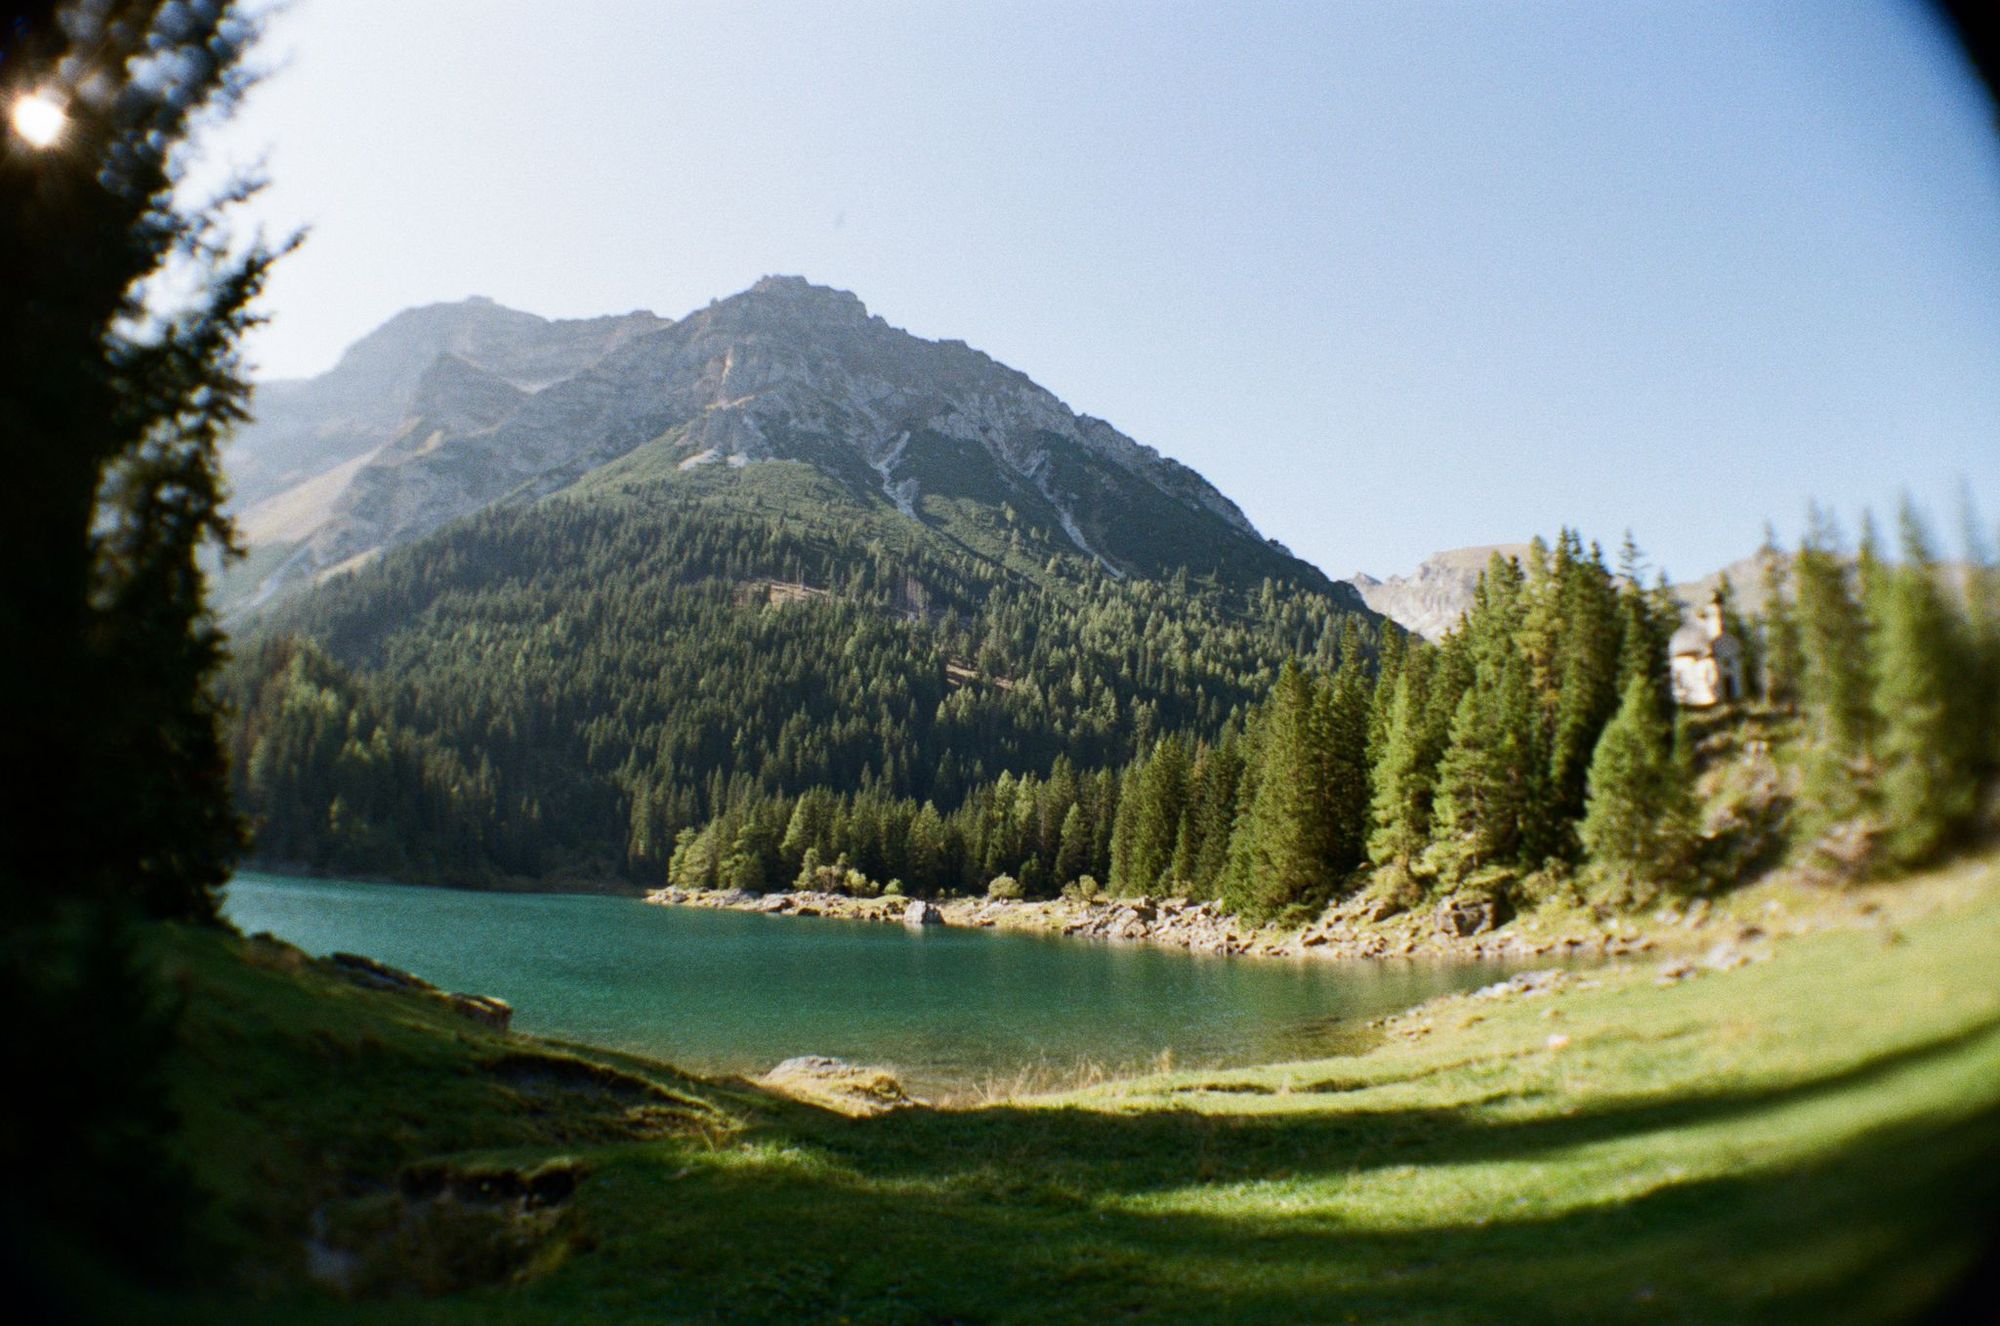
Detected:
left=1187, top=732, right=1244, bottom=898
left=1548, top=536, right=1623, bottom=822
left=1366, top=625, right=1409, bottom=756
left=626, top=779, right=664, bottom=876
left=2, top=1, right=279, bottom=1291
left=780, top=789, right=834, bottom=874
left=907, top=801, right=946, bottom=891
left=1712, top=574, right=1758, bottom=701
left=1430, top=689, right=1507, bottom=877
left=1430, top=652, right=1543, bottom=879
left=1107, top=758, right=1146, bottom=893
left=1115, top=735, right=1191, bottom=895
left=1956, top=494, right=2000, bottom=776
left=1321, top=629, right=1374, bottom=878
left=1052, top=802, right=1089, bottom=887
left=1756, top=527, right=1801, bottom=706
left=1609, top=537, right=1675, bottom=710
left=5, top=0, right=278, bottom=920
left=1578, top=672, right=1696, bottom=889
left=721, top=819, right=777, bottom=893
left=1367, top=667, right=1432, bottom=870
left=1224, top=662, right=1336, bottom=917
left=1870, top=507, right=1980, bottom=865
left=1795, top=509, right=1874, bottom=752
left=668, top=825, right=720, bottom=890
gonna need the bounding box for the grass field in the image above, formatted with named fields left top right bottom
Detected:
left=96, top=851, right=2000, bottom=1324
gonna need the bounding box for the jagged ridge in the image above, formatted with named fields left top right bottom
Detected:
left=227, top=277, right=1328, bottom=608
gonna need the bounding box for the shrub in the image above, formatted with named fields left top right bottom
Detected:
left=794, top=853, right=881, bottom=896
left=986, top=874, right=1023, bottom=901
left=1061, top=875, right=1103, bottom=902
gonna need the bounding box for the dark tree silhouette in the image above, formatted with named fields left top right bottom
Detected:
left=0, top=0, right=280, bottom=1299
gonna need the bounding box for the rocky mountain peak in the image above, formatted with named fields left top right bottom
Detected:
left=225, top=279, right=1338, bottom=612
left=1340, top=544, right=1530, bottom=641
left=746, top=273, right=870, bottom=311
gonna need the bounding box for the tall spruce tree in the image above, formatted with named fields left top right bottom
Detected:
left=1187, top=731, right=1244, bottom=898
left=1429, top=677, right=1533, bottom=880
left=1870, top=506, right=1980, bottom=865
left=1224, top=662, right=1336, bottom=917
left=1548, top=536, right=1624, bottom=824
left=1429, top=556, right=1552, bottom=878
left=1578, top=671, right=1696, bottom=890
left=1794, top=508, right=1875, bottom=816
left=1105, top=759, right=1138, bottom=892
left=1321, top=627, right=1374, bottom=880
left=4, top=1, right=278, bottom=920
left=1795, top=508, right=1875, bottom=751
left=1955, top=495, right=2000, bottom=776
left=1119, top=735, right=1191, bottom=895
left=1046, top=802, right=1081, bottom=887
left=2, top=0, right=278, bottom=1291
left=1367, top=665, right=1434, bottom=870
left=1757, top=527, right=1801, bottom=706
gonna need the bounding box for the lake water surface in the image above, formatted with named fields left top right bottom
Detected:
left=225, top=871, right=1525, bottom=1097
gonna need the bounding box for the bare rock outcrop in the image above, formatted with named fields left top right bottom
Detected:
left=1340, top=544, right=1530, bottom=641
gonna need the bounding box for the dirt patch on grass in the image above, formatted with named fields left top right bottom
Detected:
left=307, top=1160, right=587, bottom=1298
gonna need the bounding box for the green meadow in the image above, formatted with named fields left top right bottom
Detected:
left=99, top=851, right=2000, bottom=1325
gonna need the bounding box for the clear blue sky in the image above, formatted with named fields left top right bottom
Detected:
left=206, top=0, right=2000, bottom=581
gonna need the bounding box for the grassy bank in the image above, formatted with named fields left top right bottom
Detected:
left=86, top=851, right=2000, bottom=1323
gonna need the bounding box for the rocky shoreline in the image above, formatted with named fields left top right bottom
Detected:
left=642, top=885, right=1700, bottom=963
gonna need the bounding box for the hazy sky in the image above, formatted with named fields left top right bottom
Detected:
left=204, top=0, right=2000, bottom=580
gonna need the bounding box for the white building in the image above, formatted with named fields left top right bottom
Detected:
left=1669, top=593, right=1745, bottom=707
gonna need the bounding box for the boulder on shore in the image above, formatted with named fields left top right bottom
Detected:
left=443, top=993, right=513, bottom=1032
left=759, top=1055, right=923, bottom=1116
left=1434, top=898, right=1504, bottom=938
left=903, top=899, right=945, bottom=928
left=329, top=951, right=436, bottom=993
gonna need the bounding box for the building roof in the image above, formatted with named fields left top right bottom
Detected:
left=1669, top=619, right=1716, bottom=657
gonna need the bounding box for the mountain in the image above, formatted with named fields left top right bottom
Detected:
left=1346, top=543, right=1792, bottom=643
left=226, top=276, right=1319, bottom=611
left=230, top=299, right=665, bottom=512
left=220, top=278, right=1375, bottom=885
left=1340, top=544, right=1530, bottom=641
left=1674, top=551, right=1783, bottom=619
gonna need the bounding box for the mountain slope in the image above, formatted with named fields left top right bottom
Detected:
left=224, top=464, right=1369, bottom=884
left=220, top=279, right=1376, bottom=885
left=229, top=277, right=1319, bottom=610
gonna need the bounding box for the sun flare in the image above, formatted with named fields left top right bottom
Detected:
left=10, top=93, right=66, bottom=149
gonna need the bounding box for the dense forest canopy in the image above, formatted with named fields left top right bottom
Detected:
left=653, top=510, right=2000, bottom=923
left=226, top=459, right=2000, bottom=918
left=222, top=461, right=1375, bottom=883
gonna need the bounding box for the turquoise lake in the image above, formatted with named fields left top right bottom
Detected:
left=224, top=871, right=1525, bottom=1097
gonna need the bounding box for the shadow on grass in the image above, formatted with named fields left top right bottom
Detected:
left=157, top=925, right=2000, bottom=1324
left=641, top=1072, right=2000, bottom=1325
left=786, top=1016, right=2000, bottom=1203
